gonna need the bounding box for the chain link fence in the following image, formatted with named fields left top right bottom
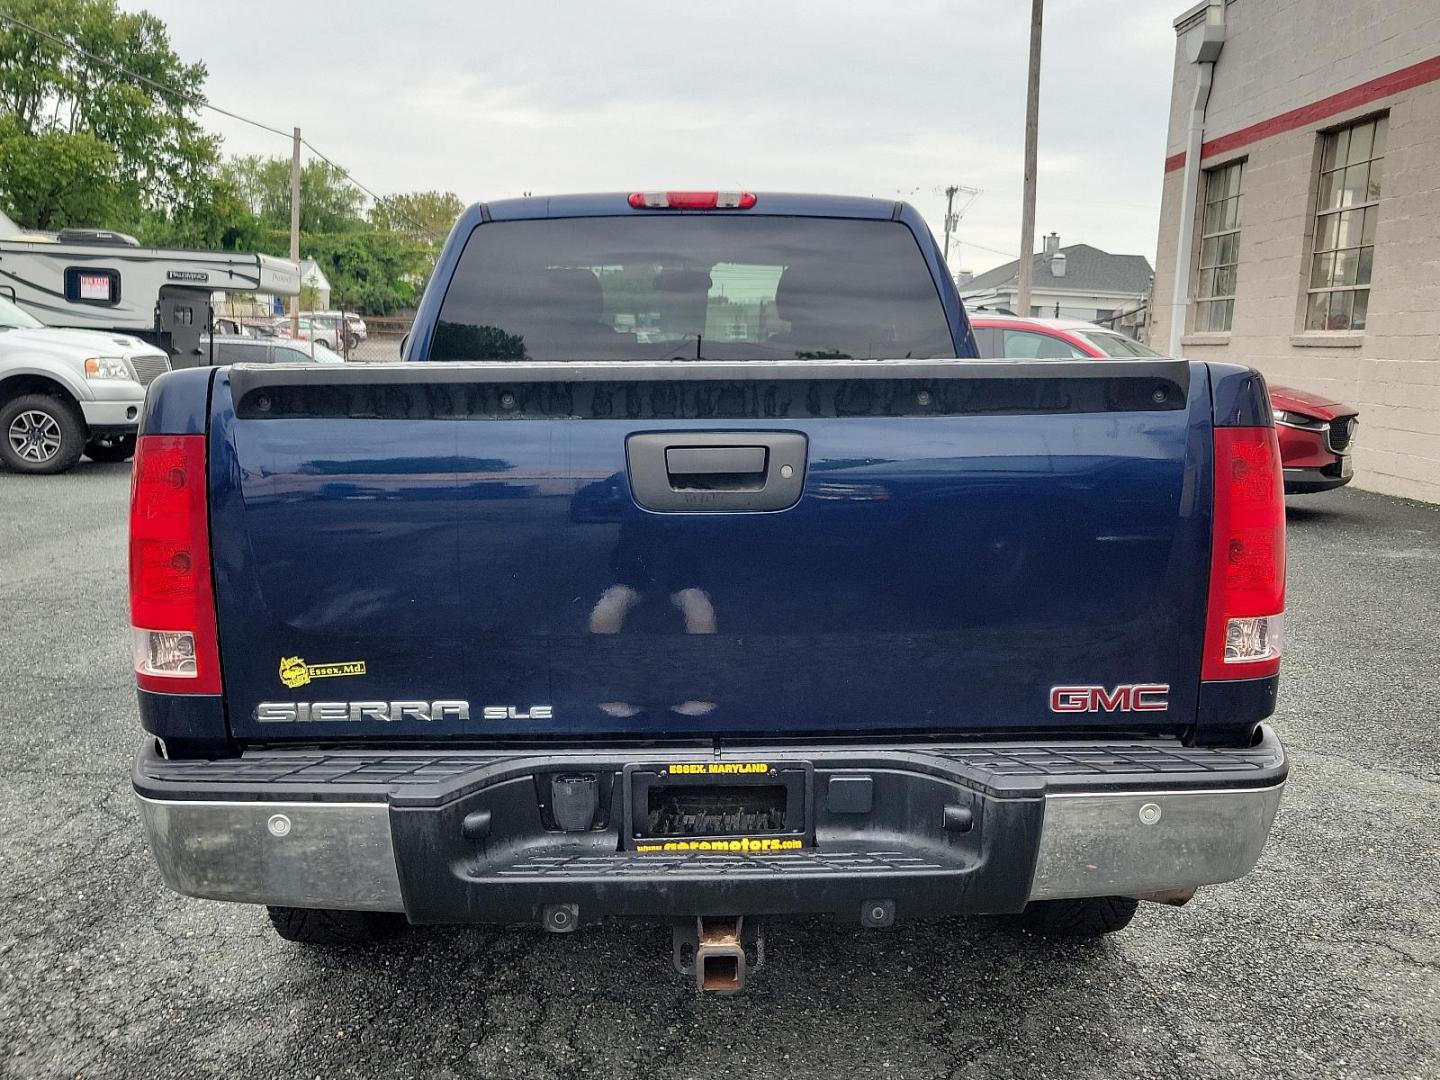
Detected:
left=211, top=302, right=413, bottom=362
left=338, top=315, right=411, bottom=363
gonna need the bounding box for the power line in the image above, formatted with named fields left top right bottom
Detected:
left=959, top=240, right=1020, bottom=260
left=987, top=189, right=1158, bottom=211
left=0, top=8, right=427, bottom=233
left=301, top=139, right=388, bottom=211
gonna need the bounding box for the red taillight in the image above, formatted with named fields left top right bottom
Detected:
left=1203, top=426, right=1286, bottom=681
left=628, top=191, right=757, bottom=210
left=129, top=434, right=221, bottom=694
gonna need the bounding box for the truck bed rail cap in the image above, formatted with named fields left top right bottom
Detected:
left=227, top=357, right=1191, bottom=388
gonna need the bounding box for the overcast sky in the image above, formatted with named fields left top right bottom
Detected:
left=125, top=0, right=1181, bottom=275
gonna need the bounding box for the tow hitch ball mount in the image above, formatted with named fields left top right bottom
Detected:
left=672, top=916, right=765, bottom=994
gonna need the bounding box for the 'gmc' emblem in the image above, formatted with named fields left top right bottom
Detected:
left=1050, top=684, right=1170, bottom=713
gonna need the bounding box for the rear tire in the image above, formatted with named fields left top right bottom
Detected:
left=1018, top=896, right=1139, bottom=937
left=266, top=906, right=406, bottom=945
left=85, top=433, right=136, bottom=463
left=0, top=393, right=86, bottom=474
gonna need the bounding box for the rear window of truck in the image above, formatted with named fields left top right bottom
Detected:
left=427, top=216, right=954, bottom=361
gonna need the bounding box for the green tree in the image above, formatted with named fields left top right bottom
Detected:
left=370, top=190, right=464, bottom=245
left=255, top=227, right=430, bottom=316
left=308, top=230, right=429, bottom=316
left=298, top=281, right=324, bottom=310
left=0, top=114, right=121, bottom=230
left=137, top=168, right=261, bottom=251
left=224, top=155, right=287, bottom=226
left=229, top=162, right=454, bottom=313
left=224, top=155, right=366, bottom=233
left=369, top=190, right=464, bottom=295
left=0, top=0, right=226, bottom=237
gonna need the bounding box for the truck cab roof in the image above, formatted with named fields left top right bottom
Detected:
left=478, top=191, right=908, bottom=222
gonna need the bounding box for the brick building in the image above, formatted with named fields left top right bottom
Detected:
left=1152, top=0, right=1440, bottom=502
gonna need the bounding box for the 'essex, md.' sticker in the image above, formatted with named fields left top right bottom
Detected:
left=278, top=656, right=367, bottom=690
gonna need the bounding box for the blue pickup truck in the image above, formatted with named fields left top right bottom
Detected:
left=130, top=191, right=1288, bottom=992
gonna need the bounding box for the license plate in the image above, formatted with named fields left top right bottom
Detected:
left=1340, top=455, right=1353, bottom=478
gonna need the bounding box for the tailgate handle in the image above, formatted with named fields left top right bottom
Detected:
left=627, top=432, right=807, bottom=513
left=666, top=446, right=767, bottom=479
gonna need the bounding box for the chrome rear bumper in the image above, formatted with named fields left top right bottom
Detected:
left=1029, top=784, right=1283, bottom=900
left=139, top=796, right=405, bottom=911
left=136, top=733, right=1286, bottom=918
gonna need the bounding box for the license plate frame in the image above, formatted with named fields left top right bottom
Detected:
left=622, top=760, right=813, bottom=852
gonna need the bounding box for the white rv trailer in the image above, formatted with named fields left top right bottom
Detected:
left=0, top=219, right=300, bottom=367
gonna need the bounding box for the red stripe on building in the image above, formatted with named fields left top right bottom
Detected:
left=1164, top=52, right=1440, bottom=173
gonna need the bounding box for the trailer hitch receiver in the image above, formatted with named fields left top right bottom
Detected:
left=672, top=916, right=765, bottom=993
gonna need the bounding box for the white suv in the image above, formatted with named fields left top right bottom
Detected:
left=0, top=294, right=169, bottom=474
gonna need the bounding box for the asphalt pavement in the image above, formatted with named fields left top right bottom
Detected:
left=0, top=463, right=1436, bottom=1080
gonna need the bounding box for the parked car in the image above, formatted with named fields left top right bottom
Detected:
left=317, top=310, right=368, bottom=345
left=968, top=315, right=1359, bottom=494
left=202, top=335, right=346, bottom=365
left=271, top=316, right=341, bottom=351
left=276, top=312, right=367, bottom=350
left=131, top=192, right=1288, bottom=993
left=0, top=293, right=168, bottom=472
left=1269, top=388, right=1359, bottom=494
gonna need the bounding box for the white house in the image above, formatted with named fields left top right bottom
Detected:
left=959, top=234, right=1154, bottom=335
left=299, top=258, right=332, bottom=311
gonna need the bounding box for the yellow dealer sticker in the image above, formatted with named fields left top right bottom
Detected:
left=278, top=656, right=367, bottom=690
left=663, top=762, right=771, bottom=776
left=636, top=837, right=804, bottom=853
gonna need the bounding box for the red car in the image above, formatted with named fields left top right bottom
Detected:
left=967, top=316, right=1358, bottom=494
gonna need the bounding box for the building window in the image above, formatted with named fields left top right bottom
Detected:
left=1195, top=161, right=1244, bottom=332
left=1306, top=115, right=1386, bottom=331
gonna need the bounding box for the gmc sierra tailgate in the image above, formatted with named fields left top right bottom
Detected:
left=208, top=359, right=1211, bottom=741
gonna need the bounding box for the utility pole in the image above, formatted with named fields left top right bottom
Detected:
left=289, top=126, right=301, bottom=340
left=943, top=185, right=958, bottom=265
left=940, top=184, right=982, bottom=271
left=1016, top=0, right=1043, bottom=316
